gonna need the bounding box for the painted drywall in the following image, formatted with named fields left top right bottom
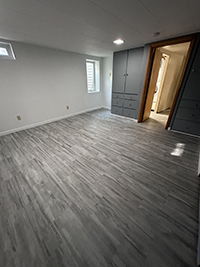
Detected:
left=156, top=50, right=184, bottom=113
left=136, top=44, right=150, bottom=119
left=0, top=41, right=103, bottom=135
left=102, top=56, right=113, bottom=109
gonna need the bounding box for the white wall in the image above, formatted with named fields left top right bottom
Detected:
left=0, top=41, right=103, bottom=135
left=102, top=56, right=113, bottom=109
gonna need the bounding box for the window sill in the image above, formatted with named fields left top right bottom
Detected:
left=88, top=91, right=100, bottom=94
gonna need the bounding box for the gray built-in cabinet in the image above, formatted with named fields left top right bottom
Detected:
left=111, top=47, right=144, bottom=119
left=171, top=35, right=200, bottom=136
left=112, top=35, right=200, bottom=136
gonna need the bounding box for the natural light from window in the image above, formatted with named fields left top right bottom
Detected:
left=171, top=143, right=185, bottom=157
left=0, top=47, right=9, bottom=56
left=0, top=42, right=16, bottom=60
left=86, top=59, right=100, bottom=93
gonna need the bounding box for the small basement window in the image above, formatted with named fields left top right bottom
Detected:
left=0, top=42, right=16, bottom=60
left=86, top=59, right=100, bottom=93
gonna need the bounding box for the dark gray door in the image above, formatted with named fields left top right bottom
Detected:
left=112, top=51, right=128, bottom=93
left=125, top=48, right=144, bottom=94
left=182, top=46, right=200, bottom=100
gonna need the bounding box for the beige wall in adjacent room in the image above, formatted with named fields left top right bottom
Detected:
left=156, top=50, right=184, bottom=113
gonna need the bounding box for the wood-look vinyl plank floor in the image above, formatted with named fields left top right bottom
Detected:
left=0, top=109, right=200, bottom=267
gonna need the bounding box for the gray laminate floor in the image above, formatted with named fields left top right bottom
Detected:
left=0, top=109, right=200, bottom=267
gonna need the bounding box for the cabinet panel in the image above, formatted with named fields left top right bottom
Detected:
left=125, top=48, right=144, bottom=94
left=179, top=99, right=200, bottom=109
left=123, top=108, right=136, bottom=118
left=124, top=100, right=137, bottom=109
left=124, top=94, right=138, bottom=100
left=176, top=107, right=200, bottom=123
left=182, top=46, right=200, bottom=100
left=111, top=106, right=123, bottom=115
left=112, top=51, right=128, bottom=93
left=112, top=98, right=123, bottom=107
left=173, top=119, right=200, bottom=136
left=112, top=93, right=124, bottom=99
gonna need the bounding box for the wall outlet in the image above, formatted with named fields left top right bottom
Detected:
left=66, top=106, right=69, bottom=110
left=17, top=115, right=21, bottom=121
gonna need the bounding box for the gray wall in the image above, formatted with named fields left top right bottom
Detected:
left=102, top=56, right=113, bottom=109
left=136, top=44, right=150, bottom=119
left=0, top=41, right=103, bottom=135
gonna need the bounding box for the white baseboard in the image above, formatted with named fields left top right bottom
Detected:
left=102, top=106, right=111, bottom=110
left=0, top=106, right=103, bottom=136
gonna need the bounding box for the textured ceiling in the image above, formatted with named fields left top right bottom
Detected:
left=0, top=0, right=199, bottom=57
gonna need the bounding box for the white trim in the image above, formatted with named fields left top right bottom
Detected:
left=198, top=153, right=200, bottom=177
left=102, top=106, right=111, bottom=110
left=0, top=106, right=102, bottom=136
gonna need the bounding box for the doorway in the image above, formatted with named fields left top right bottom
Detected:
left=138, top=35, right=196, bottom=129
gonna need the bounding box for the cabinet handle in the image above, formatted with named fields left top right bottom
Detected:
left=196, top=104, right=198, bottom=107
left=126, top=74, right=128, bottom=76
left=130, top=104, right=131, bottom=106
left=192, top=69, right=195, bottom=72
left=192, top=114, right=194, bottom=117
left=116, top=102, right=118, bottom=104
left=128, top=113, right=130, bottom=116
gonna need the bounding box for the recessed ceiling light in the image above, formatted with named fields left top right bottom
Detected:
left=113, top=39, right=125, bottom=45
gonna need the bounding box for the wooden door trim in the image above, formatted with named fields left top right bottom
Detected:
left=142, top=49, right=163, bottom=121
left=138, top=34, right=196, bottom=123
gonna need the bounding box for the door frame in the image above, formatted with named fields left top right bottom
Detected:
left=138, top=34, right=196, bottom=129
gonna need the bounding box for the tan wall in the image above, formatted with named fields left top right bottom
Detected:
left=156, top=50, right=184, bottom=113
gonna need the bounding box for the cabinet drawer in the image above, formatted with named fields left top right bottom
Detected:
left=124, top=94, right=138, bottom=100
left=180, top=99, right=200, bottom=109
left=112, top=98, right=123, bottom=107
left=112, top=93, right=124, bottom=99
left=173, top=119, right=200, bottom=136
left=124, top=100, right=137, bottom=109
left=111, top=106, right=123, bottom=115
left=176, top=107, right=200, bottom=123
left=123, top=108, right=136, bottom=118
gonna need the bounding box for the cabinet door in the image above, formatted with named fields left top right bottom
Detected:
left=182, top=46, right=200, bottom=100
left=173, top=119, right=200, bottom=136
left=125, top=48, right=144, bottom=94
left=112, top=51, right=128, bottom=93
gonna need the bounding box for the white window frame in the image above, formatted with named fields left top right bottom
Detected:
left=86, top=59, right=100, bottom=93
left=0, top=42, right=16, bottom=60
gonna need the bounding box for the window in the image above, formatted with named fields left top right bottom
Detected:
left=0, top=42, right=16, bottom=60
left=86, top=59, right=100, bottom=93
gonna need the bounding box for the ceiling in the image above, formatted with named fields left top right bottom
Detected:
left=0, top=0, right=200, bottom=57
